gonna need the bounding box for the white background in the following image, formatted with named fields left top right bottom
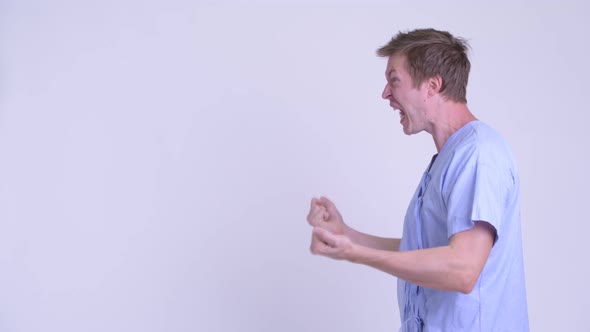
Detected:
left=1, top=1, right=588, bottom=331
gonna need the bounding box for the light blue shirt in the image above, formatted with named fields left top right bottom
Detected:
left=398, top=121, right=529, bottom=332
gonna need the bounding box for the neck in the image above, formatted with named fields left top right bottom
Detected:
left=428, top=102, right=477, bottom=152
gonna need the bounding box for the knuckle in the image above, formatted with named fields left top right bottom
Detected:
left=310, top=244, right=317, bottom=255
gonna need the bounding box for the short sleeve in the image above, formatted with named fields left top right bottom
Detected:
left=443, top=158, right=513, bottom=241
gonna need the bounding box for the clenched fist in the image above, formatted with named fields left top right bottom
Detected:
left=306, top=197, right=354, bottom=260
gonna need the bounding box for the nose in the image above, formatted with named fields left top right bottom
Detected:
left=382, top=83, right=392, bottom=100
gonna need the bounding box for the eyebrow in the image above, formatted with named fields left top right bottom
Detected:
left=386, top=68, right=398, bottom=77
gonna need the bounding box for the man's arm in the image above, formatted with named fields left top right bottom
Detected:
left=312, top=221, right=495, bottom=294
left=344, top=227, right=400, bottom=252
left=307, top=197, right=400, bottom=252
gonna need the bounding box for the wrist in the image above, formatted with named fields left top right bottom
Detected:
left=345, top=241, right=363, bottom=263
left=342, top=224, right=354, bottom=237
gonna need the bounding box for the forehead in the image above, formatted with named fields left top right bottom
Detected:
left=386, top=53, right=409, bottom=76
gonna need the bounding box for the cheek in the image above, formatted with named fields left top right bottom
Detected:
left=391, top=91, right=404, bottom=103
left=407, top=91, right=424, bottom=106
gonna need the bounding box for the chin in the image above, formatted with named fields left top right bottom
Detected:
left=403, top=126, right=421, bottom=136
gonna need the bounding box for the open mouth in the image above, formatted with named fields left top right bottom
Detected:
left=399, top=109, right=406, bottom=122
left=390, top=102, right=406, bottom=124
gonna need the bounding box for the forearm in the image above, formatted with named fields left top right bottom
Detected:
left=311, top=214, right=493, bottom=294
left=344, top=226, right=400, bottom=252
left=348, top=244, right=476, bottom=293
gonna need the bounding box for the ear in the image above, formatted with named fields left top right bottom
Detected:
left=426, top=75, right=443, bottom=97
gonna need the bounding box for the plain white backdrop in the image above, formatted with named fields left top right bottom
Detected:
left=0, top=1, right=588, bottom=331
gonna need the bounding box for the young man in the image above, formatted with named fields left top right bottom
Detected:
left=307, top=29, right=529, bottom=331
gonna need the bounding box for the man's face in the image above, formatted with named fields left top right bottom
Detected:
left=381, top=54, right=430, bottom=135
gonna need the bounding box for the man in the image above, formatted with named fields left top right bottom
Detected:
left=306, top=29, right=529, bottom=331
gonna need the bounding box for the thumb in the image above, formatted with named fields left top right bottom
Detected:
left=319, top=196, right=340, bottom=217
left=313, top=227, right=337, bottom=247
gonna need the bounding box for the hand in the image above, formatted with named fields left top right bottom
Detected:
left=310, top=227, right=354, bottom=260
left=306, top=197, right=329, bottom=228
left=307, top=196, right=354, bottom=260
left=306, top=196, right=347, bottom=236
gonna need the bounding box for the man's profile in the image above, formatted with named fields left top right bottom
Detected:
left=306, top=28, right=529, bottom=331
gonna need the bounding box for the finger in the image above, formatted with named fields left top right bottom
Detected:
left=308, top=206, right=327, bottom=226
left=310, top=197, right=318, bottom=210
left=310, top=232, right=326, bottom=254
left=319, top=196, right=340, bottom=218
left=310, top=232, right=334, bottom=255
left=319, top=196, right=334, bottom=209
left=313, top=227, right=337, bottom=247
left=306, top=198, right=321, bottom=223
left=312, top=235, right=327, bottom=253
left=310, top=197, right=328, bottom=220
left=314, top=206, right=329, bottom=221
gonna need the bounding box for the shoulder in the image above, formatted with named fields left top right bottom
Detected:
left=452, top=121, right=516, bottom=168
left=436, top=121, right=519, bottom=191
